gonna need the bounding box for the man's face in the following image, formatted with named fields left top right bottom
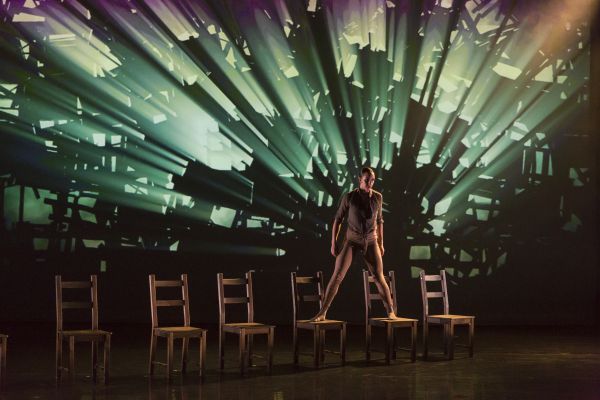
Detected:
left=359, top=173, right=375, bottom=190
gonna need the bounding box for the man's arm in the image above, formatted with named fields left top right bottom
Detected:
left=377, top=222, right=384, bottom=256
left=377, top=194, right=384, bottom=256
left=331, top=193, right=349, bottom=256
left=331, top=219, right=341, bottom=256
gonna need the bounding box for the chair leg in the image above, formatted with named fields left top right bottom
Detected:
left=468, top=320, right=475, bottom=358
left=267, top=328, right=274, bottom=375
left=340, top=324, right=346, bottom=365
left=0, top=341, right=3, bottom=385
left=320, top=330, right=326, bottom=364
left=423, top=322, right=429, bottom=360
left=1, top=337, right=6, bottom=384
left=365, top=324, right=371, bottom=361
left=392, top=328, right=397, bottom=360
left=292, top=325, right=299, bottom=366
left=69, top=336, right=75, bottom=380
left=167, top=333, right=174, bottom=382
left=218, top=328, right=225, bottom=370
left=199, top=332, right=206, bottom=380
left=410, top=322, right=417, bottom=363
left=247, top=335, right=254, bottom=367
left=91, top=341, right=98, bottom=383
left=148, top=332, right=157, bottom=376
left=448, top=322, right=455, bottom=360
left=313, top=326, right=320, bottom=368
left=56, top=333, right=62, bottom=382
left=443, top=324, right=448, bottom=355
left=181, top=337, right=189, bottom=374
left=239, top=330, right=246, bottom=376
left=385, top=324, right=393, bottom=364
left=103, top=334, right=111, bottom=384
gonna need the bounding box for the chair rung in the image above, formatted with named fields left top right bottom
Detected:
left=370, top=347, right=410, bottom=354
left=155, top=280, right=182, bottom=287
left=424, top=275, right=442, bottom=281
left=156, top=300, right=184, bottom=307
left=61, top=281, right=92, bottom=289
left=426, top=292, right=444, bottom=298
left=152, top=361, right=167, bottom=366
left=302, top=295, right=320, bottom=302
left=62, top=301, right=92, bottom=309
left=222, top=278, right=246, bottom=285
left=224, top=297, right=249, bottom=304
left=295, top=276, right=317, bottom=284
left=369, top=294, right=382, bottom=300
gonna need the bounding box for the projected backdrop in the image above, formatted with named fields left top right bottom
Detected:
left=0, top=0, right=594, bottom=279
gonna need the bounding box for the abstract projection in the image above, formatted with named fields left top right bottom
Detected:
left=0, top=0, right=595, bottom=278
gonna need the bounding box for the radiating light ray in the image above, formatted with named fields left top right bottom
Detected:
left=0, top=0, right=594, bottom=277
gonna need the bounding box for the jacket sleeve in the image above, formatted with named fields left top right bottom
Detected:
left=333, top=193, right=350, bottom=224
left=376, top=193, right=384, bottom=225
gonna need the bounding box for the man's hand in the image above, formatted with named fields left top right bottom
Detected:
left=379, top=244, right=385, bottom=256
left=331, top=242, right=337, bottom=257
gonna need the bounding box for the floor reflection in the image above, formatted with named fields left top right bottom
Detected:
left=1, top=325, right=599, bottom=400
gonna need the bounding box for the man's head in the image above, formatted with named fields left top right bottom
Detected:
left=359, top=167, right=376, bottom=191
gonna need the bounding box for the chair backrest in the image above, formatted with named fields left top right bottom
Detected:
left=55, top=275, right=98, bottom=332
left=419, top=270, right=450, bottom=320
left=217, top=271, right=255, bottom=326
left=362, top=270, right=398, bottom=320
left=148, top=274, right=191, bottom=328
left=290, top=271, right=325, bottom=323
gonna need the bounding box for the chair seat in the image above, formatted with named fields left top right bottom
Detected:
left=223, top=322, right=274, bottom=334
left=60, top=329, right=111, bottom=340
left=296, top=319, right=345, bottom=330
left=154, top=326, right=206, bottom=338
left=369, top=317, right=418, bottom=327
left=0, top=334, right=7, bottom=339
left=427, top=314, right=475, bottom=324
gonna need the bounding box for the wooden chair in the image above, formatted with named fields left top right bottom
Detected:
left=0, top=334, right=6, bottom=384
left=419, top=270, right=475, bottom=360
left=217, top=271, right=274, bottom=375
left=148, top=274, right=207, bottom=382
left=291, top=271, right=346, bottom=367
left=55, top=275, right=111, bottom=383
left=363, top=270, right=418, bottom=363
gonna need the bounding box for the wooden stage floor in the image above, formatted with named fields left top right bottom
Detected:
left=1, top=323, right=598, bottom=399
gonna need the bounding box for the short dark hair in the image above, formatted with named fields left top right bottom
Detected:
left=361, top=167, right=375, bottom=177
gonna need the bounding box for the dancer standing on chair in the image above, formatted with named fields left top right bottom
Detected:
left=310, top=167, right=398, bottom=322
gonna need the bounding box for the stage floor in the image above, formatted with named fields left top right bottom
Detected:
left=1, top=323, right=598, bottom=399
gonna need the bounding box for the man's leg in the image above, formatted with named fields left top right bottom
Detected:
left=310, top=242, right=355, bottom=321
left=364, top=243, right=397, bottom=318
